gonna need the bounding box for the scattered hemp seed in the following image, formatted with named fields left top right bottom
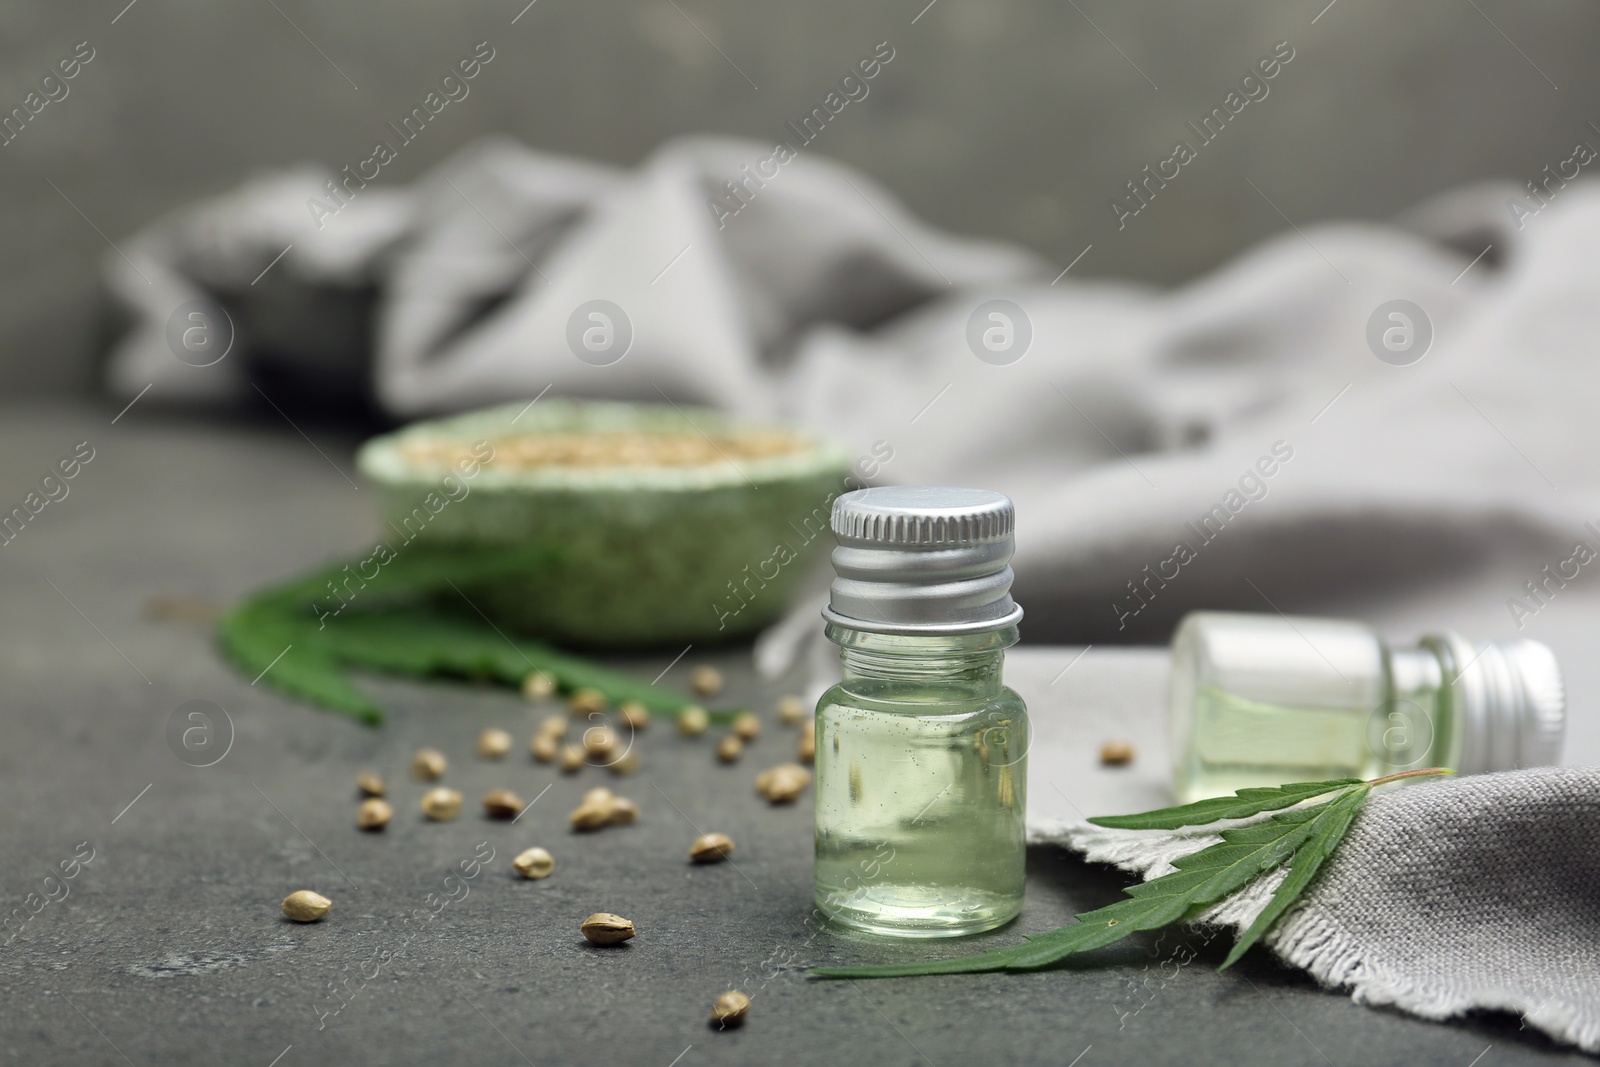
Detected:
left=569, top=688, right=606, bottom=715
left=618, top=701, right=651, bottom=731
left=583, top=726, right=618, bottom=759
left=483, top=789, right=524, bottom=820
left=560, top=745, right=586, bottom=774
left=732, top=711, right=761, bottom=741
left=521, top=671, right=556, bottom=702
left=776, top=694, right=806, bottom=725
left=710, top=990, right=751, bottom=1027
left=281, top=890, right=331, bottom=923
left=410, top=748, right=447, bottom=781
left=797, top=721, right=815, bottom=764
left=584, top=787, right=616, bottom=807
left=607, top=749, right=640, bottom=776
left=570, top=801, right=611, bottom=832
left=581, top=912, right=636, bottom=945
left=691, top=665, right=725, bottom=698
left=356, top=771, right=386, bottom=798
left=677, top=706, right=710, bottom=737
left=513, top=847, right=555, bottom=880
left=357, top=797, right=393, bottom=831
left=477, top=728, right=513, bottom=760
left=530, top=733, right=559, bottom=763
left=716, top=735, right=744, bottom=763
left=421, top=787, right=463, bottom=821
left=539, top=713, right=569, bottom=737
left=689, top=832, right=736, bottom=863
left=758, top=763, right=812, bottom=805
left=1099, top=739, right=1136, bottom=766
left=607, top=796, right=640, bottom=825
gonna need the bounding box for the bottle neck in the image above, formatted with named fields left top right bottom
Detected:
left=828, top=623, right=1016, bottom=698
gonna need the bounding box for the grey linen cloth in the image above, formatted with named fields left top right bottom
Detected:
left=101, top=135, right=1600, bottom=643
left=1036, top=767, right=1600, bottom=1055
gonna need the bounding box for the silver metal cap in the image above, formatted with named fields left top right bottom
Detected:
left=1431, top=634, right=1566, bottom=773
left=822, top=486, right=1023, bottom=635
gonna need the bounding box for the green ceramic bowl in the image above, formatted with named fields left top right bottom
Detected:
left=356, top=400, right=852, bottom=648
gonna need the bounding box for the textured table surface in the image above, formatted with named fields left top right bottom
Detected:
left=0, top=401, right=1588, bottom=1066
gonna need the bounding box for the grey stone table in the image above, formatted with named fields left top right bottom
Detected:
left=0, top=402, right=1587, bottom=1066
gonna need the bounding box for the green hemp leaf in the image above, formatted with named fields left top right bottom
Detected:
left=217, top=546, right=738, bottom=727
left=811, top=768, right=1452, bottom=979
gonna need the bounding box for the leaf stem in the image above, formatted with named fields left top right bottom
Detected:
left=1365, top=766, right=1455, bottom=788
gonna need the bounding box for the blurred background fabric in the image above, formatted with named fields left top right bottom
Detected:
left=100, top=132, right=1600, bottom=647
left=7, top=0, right=1600, bottom=395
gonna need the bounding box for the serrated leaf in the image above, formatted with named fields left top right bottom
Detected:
left=1087, top=777, right=1362, bottom=830
left=1219, top=782, right=1369, bottom=969
left=812, top=782, right=1362, bottom=979
left=218, top=545, right=738, bottom=725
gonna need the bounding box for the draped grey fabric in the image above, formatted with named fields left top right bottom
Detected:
left=1042, top=767, right=1600, bottom=1054
left=104, top=136, right=1599, bottom=643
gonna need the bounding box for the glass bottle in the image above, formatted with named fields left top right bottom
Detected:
left=813, top=486, right=1027, bottom=938
left=1169, top=610, right=1566, bottom=803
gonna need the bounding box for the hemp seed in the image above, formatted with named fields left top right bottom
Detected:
left=581, top=912, right=636, bottom=945
left=776, top=694, right=806, bottom=725
left=732, top=711, right=761, bottom=741
left=607, top=796, right=640, bottom=825
left=410, top=748, right=447, bottom=781
left=560, top=745, right=585, bottom=774
left=513, top=847, right=555, bottom=880
left=607, top=749, right=640, bottom=776
left=477, top=728, right=513, bottom=760
left=677, top=706, right=710, bottom=737
left=421, top=786, right=463, bottom=821
left=570, top=802, right=611, bottom=832
left=356, top=771, right=386, bottom=797
left=690, top=665, right=724, bottom=698
left=618, top=701, right=650, bottom=731
left=716, top=735, right=744, bottom=763
left=758, top=763, right=811, bottom=805
left=482, top=788, right=524, bottom=820
left=582, top=726, right=618, bottom=759
left=521, top=671, right=556, bottom=701
left=689, top=832, right=736, bottom=863
left=797, top=721, right=815, bottom=764
left=281, top=890, right=331, bottom=923
left=710, top=990, right=751, bottom=1027
left=356, top=797, right=392, bottom=831
left=530, top=732, right=559, bottom=763
left=539, top=713, right=569, bottom=737
left=569, top=687, right=606, bottom=715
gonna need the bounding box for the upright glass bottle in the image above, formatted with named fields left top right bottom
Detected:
left=1170, top=611, right=1566, bottom=802
left=813, top=486, right=1028, bottom=938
